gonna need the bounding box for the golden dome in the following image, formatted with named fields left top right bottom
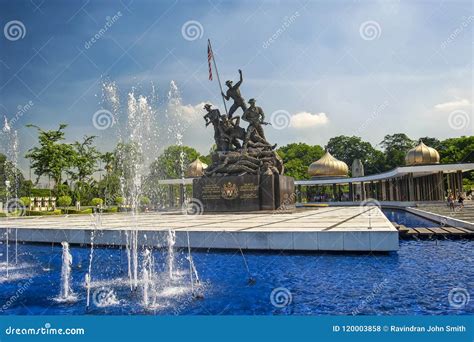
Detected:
left=405, top=141, right=440, bottom=166
left=185, top=158, right=208, bottom=177
left=308, top=151, right=349, bottom=178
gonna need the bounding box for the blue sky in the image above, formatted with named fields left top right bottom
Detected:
left=0, top=0, right=472, bottom=172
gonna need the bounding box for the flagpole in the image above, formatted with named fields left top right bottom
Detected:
left=208, top=39, right=228, bottom=114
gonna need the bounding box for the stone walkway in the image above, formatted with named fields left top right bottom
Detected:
left=0, top=207, right=398, bottom=251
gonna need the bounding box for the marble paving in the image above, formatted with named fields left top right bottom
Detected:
left=0, top=207, right=399, bottom=251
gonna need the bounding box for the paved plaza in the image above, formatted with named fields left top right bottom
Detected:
left=0, top=207, right=398, bottom=251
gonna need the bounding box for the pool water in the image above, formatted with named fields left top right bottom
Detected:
left=0, top=237, right=472, bottom=315
left=382, top=208, right=439, bottom=228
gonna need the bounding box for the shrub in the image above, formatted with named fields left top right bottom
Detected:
left=115, top=196, right=125, bottom=205
left=57, top=195, right=72, bottom=207
left=19, top=197, right=31, bottom=207
left=91, top=198, right=103, bottom=207
left=65, top=208, right=92, bottom=215
left=140, top=196, right=151, bottom=206
left=30, top=188, right=52, bottom=197
left=26, top=209, right=61, bottom=216
left=103, top=206, right=118, bottom=213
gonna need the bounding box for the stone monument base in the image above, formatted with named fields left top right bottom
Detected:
left=192, top=174, right=295, bottom=212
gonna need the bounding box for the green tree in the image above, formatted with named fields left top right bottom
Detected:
left=25, top=124, right=74, bottom=193
left=277, top=143, right=324, bottom=179
left=145, top=145, right=200, bottom=205
left=417, top=137, right=441, bottom=149
left=325, top=136, right=386, bottom=175
left=0, top=153, right=31, bottom=201
left=380, top=133, right=415, bottom=169
left=69, top=136, right=101, bottom=207
left=149, top=145, right=200, bottom=180
left=438, top=136, right=474, bottom=164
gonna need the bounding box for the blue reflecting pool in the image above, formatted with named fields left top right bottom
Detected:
left=382, top=208, right=439, bottom=228
left=0, top=237, right=472, bottom=315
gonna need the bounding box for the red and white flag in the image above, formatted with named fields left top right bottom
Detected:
left=207, top=40, right=213, bottom=81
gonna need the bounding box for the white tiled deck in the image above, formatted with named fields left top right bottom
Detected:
left=0, top=207, right=399, bottom=251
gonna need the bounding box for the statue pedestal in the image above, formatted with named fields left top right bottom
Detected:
left=192, top=174, right=295, bottom=212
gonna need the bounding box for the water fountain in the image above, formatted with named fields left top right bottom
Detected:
left=56, top=242, right=77, bottom=302
left=167, top=228, right=176, bottom=280
left=96, top=80, right=203, bottom=309
left=2, top=116, right=21, bottom=279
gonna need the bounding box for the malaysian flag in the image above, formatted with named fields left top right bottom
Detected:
left=207, top=40, right=213, bottom=81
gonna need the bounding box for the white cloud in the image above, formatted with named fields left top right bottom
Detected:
left=171, top=101, right=215, bottom=124
left=433, top=98, right=471, bottom=112
left=290, top=112, right=329, bottom=129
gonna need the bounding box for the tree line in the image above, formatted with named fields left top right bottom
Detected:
left=0, top=124, right=472, bottom=207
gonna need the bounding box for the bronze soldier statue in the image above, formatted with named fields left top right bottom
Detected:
left=222, top=69, right=247, bottom=118
left=219, top=115, right=246, bottom=150
left=242, top=98, right=270, bottom=147
left=203, top=104, right=227, bottom=151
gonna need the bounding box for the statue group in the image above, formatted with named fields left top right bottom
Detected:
left=202, top=69, right=284, bottom=177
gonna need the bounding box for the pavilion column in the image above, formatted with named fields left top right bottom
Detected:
left=381, top=181, right=386, bottom=201
left=457, top=171, right=463, bottom=194
left=168, top=185, right=174, bottom=208
left=408, top=173, right=414, bottom=202
left=438, top=172, right=445, bottom=200
left=349, top=182, right=353, bottom=201
left=416, top=178, right=421, bottom=201
left=297, top=185, right=302, bottom=203
left=449, top=173, right=456, bottom=195
left=179, top=184, right=184, bottom=207
left=387, top=180, right=392, bottom=201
